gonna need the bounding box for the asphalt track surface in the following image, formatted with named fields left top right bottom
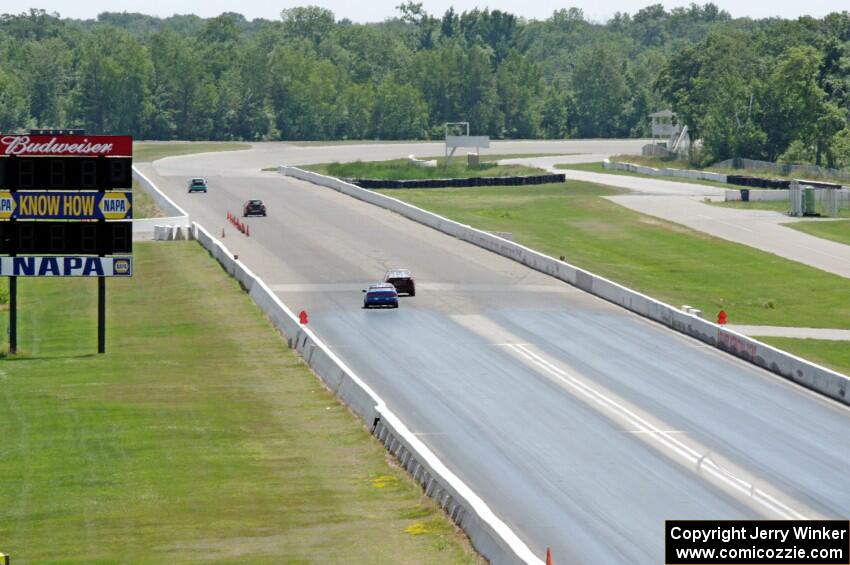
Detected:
left=139, top=144, right=850, bottom=564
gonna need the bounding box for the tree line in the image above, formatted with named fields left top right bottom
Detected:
left=0, top=4, right=848, bottom=167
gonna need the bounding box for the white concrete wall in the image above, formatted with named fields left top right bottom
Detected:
left=724, top=189, right=790, bottom=202
left=131, top=165, right=191, bottom=235
left=725, top=187, right=850, bottom=202
left=604, top=159, right=727, bottom=183
left=193, top=220, right=541, bottom=565
left=132, top=216, right=192, bottom=234
left=280, top=165, right=850, bottom=408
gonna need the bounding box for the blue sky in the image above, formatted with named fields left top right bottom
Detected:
left=2, top=0, right=847, bottom=23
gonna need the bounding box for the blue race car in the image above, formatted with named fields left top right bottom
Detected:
left=362, top=283, right=399, bottom=309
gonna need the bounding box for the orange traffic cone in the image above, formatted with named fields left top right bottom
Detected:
left=546, top=547, right=552, bottom=565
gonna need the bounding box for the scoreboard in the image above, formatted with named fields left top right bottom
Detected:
left=0, top=157, right=132, bottom=190
left=0, top=133, right=133, bottom=257
left=1, top=131, right=134, bottom=354
left=0, top=220, right=131, bottom=255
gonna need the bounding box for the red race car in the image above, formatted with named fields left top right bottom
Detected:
left=383, top=268, right=415, bottom=296
left=243, top=199, right=267, bottom=217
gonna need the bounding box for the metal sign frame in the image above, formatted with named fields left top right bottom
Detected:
left=0, top=131, right=133, bottom=355
left=443, top=122, right=490, bottom=165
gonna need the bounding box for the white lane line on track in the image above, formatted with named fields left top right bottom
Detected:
left=505, top=343, right=808, bottom=521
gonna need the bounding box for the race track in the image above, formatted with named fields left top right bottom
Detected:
left=136, top=143, right=850, bottom=564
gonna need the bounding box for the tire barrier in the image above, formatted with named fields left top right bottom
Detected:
left=348, top=173, right=566, bottom=190
left=726, top=175, right=791, bottom=189
left=280, top=165, right=850, bottom=408
left=725, top=175, right=845, bottom=190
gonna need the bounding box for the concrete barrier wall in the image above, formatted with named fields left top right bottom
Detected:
left=724, top=189, right=790, bottom=202
left=133, top=216, right=192, bottom=234
left=604, top=160, right=727, bottom=183
left=280, top=165, right=849, bottom=407
left=725, top=188, right=850, bottom=202
left=192, top=220, right=540, bottom=565
left=132, top=165, right=191, bottom=231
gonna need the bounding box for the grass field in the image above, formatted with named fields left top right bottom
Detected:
left=304, top=157, right=545, bottom=180
left=376, top=182, right=850, bottom=330
left=134, top=141, right=250, bottom=163
left=756, top=337, right=850, bottom=376
left=0, top=243, right=477, bottom=563
left=131, top=179, right=162, bottom=218
left=787, top=219, right=850, bottom=246
left=555, top=161, right=727, bottom=188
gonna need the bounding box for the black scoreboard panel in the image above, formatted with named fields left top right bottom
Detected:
left=0, top=221, right=132, bottom=255
left=0, top=157, right=132, bottom=190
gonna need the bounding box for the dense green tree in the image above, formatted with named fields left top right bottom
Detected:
left=0, top=66, right=29, bottom=131
left=0, top=3, right=844, bottom=169
left=72, top=28, right=153, bottom=135
left=373, top=79, right=429, bottom=139
left=571, top=45, right=629, bottom=138
left=412, top=42, right=502, bottom=135
left=497, top=55, right=543, bottom=137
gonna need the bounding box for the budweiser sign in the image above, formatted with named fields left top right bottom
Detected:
left=0, top=135, right=132, bottom=157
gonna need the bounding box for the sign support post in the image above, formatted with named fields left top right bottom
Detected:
left=98, top=275, right=105, bottom=354
left=8, top=208, right=15, bottom=355
left=98, top=180, right=105, bottom=354
left=8, top=275, right=16, bottom=354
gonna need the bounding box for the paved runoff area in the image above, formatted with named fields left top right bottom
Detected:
left=136, top=140, right=850, bottom=563
left=505, top=156, right=850, bottom=279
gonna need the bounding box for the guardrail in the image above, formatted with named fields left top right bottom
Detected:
left=192, top=221, right=541, bottom=565
left=279, top=165, right=850, bottom=407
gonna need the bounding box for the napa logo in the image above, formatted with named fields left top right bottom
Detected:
left=0, top=256, right=133, bottom=277
left=113, top=258, right=131, bottom=275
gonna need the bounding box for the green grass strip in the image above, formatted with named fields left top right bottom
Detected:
left=134, top=142, right=250, bottom=163
left=787, top=219, right=850, bottom=246
left=377, top=182, right=850, bottom=329
left=0, top=242, right=476, bottom=563
left=755, top=337, right=850, bottom=377
left=305, top=158, right=544, bottom=180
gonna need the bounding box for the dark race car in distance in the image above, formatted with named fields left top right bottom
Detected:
left=383, top=268, right=415, bottom=296
left=362, top=283, right=399, bottom=309
left=243, top=199, right=267, bottom=217
left=187, top=177, right=208, bottom=193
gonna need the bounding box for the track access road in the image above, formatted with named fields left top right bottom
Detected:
left=136, top=145, right=850, bottom=564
